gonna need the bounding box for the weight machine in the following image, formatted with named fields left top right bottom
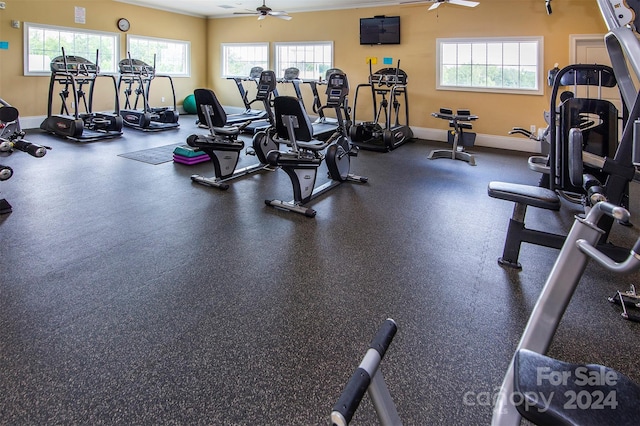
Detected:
left=1, top=99, right=49, bottom=214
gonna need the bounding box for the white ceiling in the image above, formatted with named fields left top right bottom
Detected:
left=113, top=0, right=411, bottom=19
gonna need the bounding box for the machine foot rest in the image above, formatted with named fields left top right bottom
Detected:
left=0, top=198, right=12, bottom=214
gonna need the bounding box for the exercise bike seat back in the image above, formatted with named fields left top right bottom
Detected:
left=193, top=88, right=241, bottom=137
left=274, top=96, right=315, bottom=144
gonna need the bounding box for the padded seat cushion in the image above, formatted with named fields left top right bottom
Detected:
left=0, top=106, right=19, bottom=123
left=514, top=349, right=640, bottom=426
left=450, top=121, right=473, bottom=129
left=488, top=181, right=560, bottom=210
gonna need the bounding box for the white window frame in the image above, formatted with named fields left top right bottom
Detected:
left=274, top=41, right=334, bottom=81
left=24, top=22, right=120, bottom=76
left=126, top=35, right=190, bottom=77
left=436, top=36, right=544, bottom=95
left=221, top=43, right=269, bottom=78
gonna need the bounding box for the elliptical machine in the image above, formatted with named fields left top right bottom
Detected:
left=117, top=55, right=180, bottom=131
left=223, top=66, right=269, bottom=126
left=1, top=99, right=49, bottom=214
left=40, top=48, right=123, bottom=142
left=265, top=71, right=368, bottom=218
left=350, top=60, right=413, bottom=152
left=187, top=70, right=279, bottom=190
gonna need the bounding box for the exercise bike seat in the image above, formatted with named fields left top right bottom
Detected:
left=514, top=349, right=640, bottom=425
left=0, top=106, right=19, bottom=124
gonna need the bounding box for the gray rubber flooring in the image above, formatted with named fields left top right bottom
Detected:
left=1, top=118, right=639, bottom=425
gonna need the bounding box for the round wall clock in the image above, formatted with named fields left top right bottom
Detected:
left=117, top=18, right=130, bottom=32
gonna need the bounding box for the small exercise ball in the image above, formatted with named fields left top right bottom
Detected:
left=183, top=94, right=197, bottom=114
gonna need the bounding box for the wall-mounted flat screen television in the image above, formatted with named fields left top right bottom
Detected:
left=360, top=16, right=400, bottom=45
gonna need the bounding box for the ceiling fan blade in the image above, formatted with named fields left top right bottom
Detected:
left=258, top=14, right=267, bottom=20
left=448, top=0, right=480, bottom=7
left=272, top=14, right=292, bottom=20
left=428, top=2, right=442, bottom=10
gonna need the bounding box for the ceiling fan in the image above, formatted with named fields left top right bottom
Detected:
left=402, top=0, right=480, bottom=11
left=234, top=0, right=292, bottom=20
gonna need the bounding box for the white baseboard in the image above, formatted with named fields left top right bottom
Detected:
left=18, top=116, right=541, bottom=154
left=21, top=115, right=48, bottom=131
left=410, top=126, right=541, bottom=154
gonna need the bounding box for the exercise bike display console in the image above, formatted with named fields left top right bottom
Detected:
left=40, top=50, right=123, bottom=142
left=429, top=108, right=478, bottom=165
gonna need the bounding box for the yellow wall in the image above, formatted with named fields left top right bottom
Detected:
left=0, top=0, right=207, bottom=116
left=208, top=1, right=608, bottom=141
left=1, top=0, right=609, bottom=143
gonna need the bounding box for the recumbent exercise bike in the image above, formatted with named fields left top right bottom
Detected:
left=186, top=70, right=279, bottom=190
left=265, top=71, right=368, bottom=218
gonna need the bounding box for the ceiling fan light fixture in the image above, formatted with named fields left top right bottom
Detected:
left=234, top=0, right=292, bottom=21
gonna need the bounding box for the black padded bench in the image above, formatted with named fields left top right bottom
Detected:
left=514, top=349, right=640, bottom=425
left=488, top=181, right=563, bottom=269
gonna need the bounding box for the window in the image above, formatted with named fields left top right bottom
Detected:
left=274, top=42, right=333, bottom=80
left=437, top=37, right=544, bottom=95
left=25, top=22, right=119, bottom=75
left=221, top=43, right=269, bottom=77
left=127, top=35, right=190, bottom=77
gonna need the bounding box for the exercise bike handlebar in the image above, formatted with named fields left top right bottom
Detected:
left=293, top=131, right=340, bottom=152
left=331, top=318, right=397, bottom=426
